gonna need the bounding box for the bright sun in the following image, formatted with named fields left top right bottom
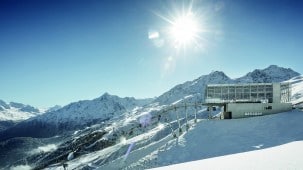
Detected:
left=153, top=1, right=209, bottom=51
left=169, top=12, right=200, bottom=48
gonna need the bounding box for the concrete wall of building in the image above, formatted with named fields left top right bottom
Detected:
left=224, top=103, right=292, bottom=119
left=273, top=83, right=281, bottom=103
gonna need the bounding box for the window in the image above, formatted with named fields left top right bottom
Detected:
left=251, top=86, right=257, bottom=92
left=265, top=106, right=272, bottom=110
left=258, top=85, right=265, bottom=92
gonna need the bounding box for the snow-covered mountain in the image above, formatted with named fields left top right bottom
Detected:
left=0, top=65, right=300, bottom=140
left=0, top=93, right=154, bottom=140
left=155, top=71, right=233, bottom=105
left=45, top=105, right=62, bottom=113
left=1, top=65, right=302, bottom=169
left=236, top=65, right=299, bottom=83
left=37, top=92, right=153, bottom=125
left=0, top=100, right=41, bottom=122
left=0, top=100, right=43, bottom=132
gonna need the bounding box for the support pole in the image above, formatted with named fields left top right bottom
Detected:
left=194, top=102, right=197, bottom=123
left=185, top=103, right=189, bottom=131
left=208, top=106, right=212, bottom=120
left=175, top=106, right=182, bottom=135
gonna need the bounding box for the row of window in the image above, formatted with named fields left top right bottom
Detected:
left=207, top=93, right=273, bottom=100
left=206, top=83, right=291, bottom=103
left=244, top=112, right=263, bottom=116
left=207, top=85, right=273, bottom=94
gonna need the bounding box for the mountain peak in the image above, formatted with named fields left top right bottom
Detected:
left=208, top=71, right=229, bottom=78
left=98, top=92, right=118, bottom=101
left=236, top=65, right=300, bottom=83
left=264, top=65, right=290, bottom=72
left=102, top=92, right=111, bottom=96
left=267, top=64, right=279, bottom=68
left=209, top=70, right=222, bottom=75
left=0, top=99, right=10, bottom=109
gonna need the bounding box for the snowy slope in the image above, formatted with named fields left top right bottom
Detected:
left=0, top=100, right=41, bottom=122
left=151, top=141, right=303, bottom=170
left=286, top=75, right=303, bottom=105
left=37, top=110, right=303, bottom=170
left=114, top=110, right=303, bottom=169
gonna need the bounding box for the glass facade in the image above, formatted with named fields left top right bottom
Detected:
left=205, top=83, right=291, bottom=104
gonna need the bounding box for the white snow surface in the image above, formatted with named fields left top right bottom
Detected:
left=286, top=75, right=303, bottom=105
left=0, top=100, right=42, bottom=121
left=151, top=140, right=303, bottom=170
left=0, top=107, right=37, bottom=121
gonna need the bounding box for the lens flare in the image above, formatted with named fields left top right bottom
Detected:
left=139, top=113, right=152, bottom=128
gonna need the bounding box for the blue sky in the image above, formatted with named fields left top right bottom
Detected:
left=0, top=0, right=302, bottom=108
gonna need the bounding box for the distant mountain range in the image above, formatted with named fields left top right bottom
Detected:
left=0, top=100, right=40, bottom=117
left=0, top=94, right=153, bottom=140
left=0, top=101, right=42, bottom=131
left=0, top=101, right=62, bottom=122
left=0, top=65, right=300, bottom=141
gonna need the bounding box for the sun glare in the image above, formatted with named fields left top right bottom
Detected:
left=169, top=12, right=199, bottom=48
left=154, top=2, right=206, bottom=51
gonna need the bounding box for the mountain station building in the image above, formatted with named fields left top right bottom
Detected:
left=204, top=83, right=292, bottom=119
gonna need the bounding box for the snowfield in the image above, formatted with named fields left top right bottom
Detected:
left=0, top=100, right=41, bottom=122
left=151, top=140, right=303, bottom=170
